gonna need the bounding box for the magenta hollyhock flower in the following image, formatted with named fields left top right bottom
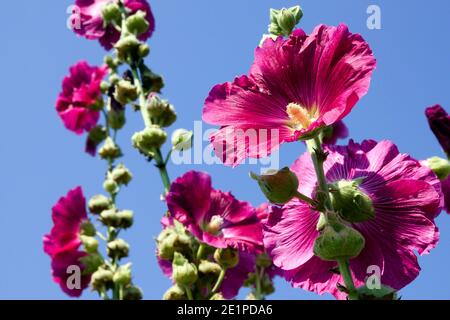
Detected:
left=166, top=171, right=264, bottom=252
left=425, top=104, right=450, bottom=157
left=263, top=140, right=442, bottom=299
left=442, top=177, right=450, bottom=214
left=203, top=24, right=376, bottom=166
left=72, top=0, right=155, bottom=50
left=56, top=61, right=108, bottom=134
left=43, top=187, right=91, bottom=297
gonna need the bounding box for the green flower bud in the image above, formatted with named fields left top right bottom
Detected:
left=356, top=285, right=397, bottom=300
left=424, top=156, right=450, bottom=180
left=101, top=2, right=121, bottom=26
left=91, top=266, right=114, bottom=291
left=256, top=253, right=272, bottom=268
left=329, top=179, right=375, bottom=223
left=246, top=293, right=257, bottom=300
left=80, top=235, right=99, bottom=253
left=123, top=285, right=143, bottom=300
left=313, top=222, right=365, bottom=261
left=210, top=293, right=225, bottom=300
left=107, top=239, right=130, bottom=260
left=80, top=220, right=97, bottom=237
left=132, top=126, right=167, bottom=154
left=114, top=80, right=138, bottom=105
left=172, top=129, right=193, bottom=151
left=113, top=263, right=132, bottom=286
left=79, top=253, right=104, bottom=275
left=140, top=64, right=164, bottom=94
left=88, top=126, right=108, bottom=146
left=100, top=81, right=110, bottom=94
left=104, top=56, right=118, bottom=70
left=147, top=95, right=177, bottom=127
left=269, top=6, right=303, bottom=36
left=109, top=74, right=121, bottom=85
left=126, top=10, right=150, bottom=36
left=138, top=43, right=150, bottom=58
left=198, top=260, right=222, bottom=275
left=88, top=195, right=111, bottom=214
left=172, top=252, right=198, bottom=286
left=103, top=179, right=119, bottom=195
left=157, top=228, right=191, bottom=260
left=117, top=210, right=134, bottom=229
left=250, top=167, right=299, bottom=204
left=111, top=164, right=133, bottom=186
left=108, top=110, right=126, bottom=130
left=100, top=208, right=121, bottom=228
left=98, top=137, right=122, bottom=160
left=163, top=284, right=186, bottom=300
left=114, top=35, right=141, bottom=61
left=214, top=248, right=239, bottom=269
left=89, top=98, right=104, bottom=111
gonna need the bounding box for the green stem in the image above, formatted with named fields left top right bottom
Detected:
left=307, top=136, right=331, bottom=209
left=211, top=269, right=226, bottom=294
left=153, top=148, right=171, bottom=193
left=196, top=243, right=206, bottom=261
left=254, top=266, right=265, bottom=300
left=337, top=259, right=358, bottom=300
left=294, top=191, right=317, bottom=206
left=184, top=286, right=194, bottom=300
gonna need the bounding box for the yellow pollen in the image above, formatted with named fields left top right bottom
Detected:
left=286, top=103, right=317, bottom=130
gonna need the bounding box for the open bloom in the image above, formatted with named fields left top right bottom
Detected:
left=72, top=0, right=155, bottom=50
left=203, top=24, right=376, bottom=166
left=442, top=177, right=450, bottom=214
left=56, top=61, right=108, bottom=134
left=263, top=140, right=442, bottom=299
left=426, top=105, right=450, bottom=157
left=43, top=187, right=91, bottom=297
left=166, top=171, right=264, bottom=252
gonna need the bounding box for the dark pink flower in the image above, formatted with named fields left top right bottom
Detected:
left=166, top=171, right=264, bottom=252
left=203, top=24, right=376, bottom=166
left=72, top=0, right=155, bottom=50
left=442, top=177, right=450, bottom=214
left=322, top=121, right=349, bottom=145
left=56, top=61, right=108, bottom=134
left=425, top=104, right=450, bottom=157
left=43, top=187, right=91, bottom=297
left=263, top=140, right=442, bottom=299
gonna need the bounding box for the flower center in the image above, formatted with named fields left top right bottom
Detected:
left=205, top=215, right=224, bottom=235
left=286, top=103, right=318, bottom=130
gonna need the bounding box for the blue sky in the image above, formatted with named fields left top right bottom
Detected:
left=0, top=0, right=449, bottom=299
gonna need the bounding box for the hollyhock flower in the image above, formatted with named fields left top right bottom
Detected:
left=263, top=140, right=442, bottom=299
left=322, top=121, right=349, bottom=145
left=43, top=187, right=91, bottom=297
left=203, top=24, right=376, bottom=166
left=72, top=0, right=155, bottom=50
left=442, top=177, right=450, bottom=214
left=425, top=105, right=450, bottom=157
left=166, top=171, right=264, bottom=252
left=56, top=61, right=108, bottom=134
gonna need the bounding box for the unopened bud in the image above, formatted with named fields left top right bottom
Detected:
left=210, top=293, right=225, bottom=300
left=163, top=284, right=186, bottom=300
left=117, top=210, right=134, bottom=229
left=98, top=137, right=122, bottom=160
left=114, top=80, right=138, bottom=105
left=88, top=195, right=111, bottom=214
left=103, top=179, right=119, bottom=195
left=113, top=263, right=132, bottom=286
left=138, top=43, right=150, bottom=58
left=172, top=252, right=198, bottom=286
left=132, top=126, right=167, bottom=154
left=198, top=260, right=222, bottom=275
left=147, top=94, right=177, bottom=127
left=269, top=6, right=303, bottom=36
left=123, top=285, right=143, bottom=300
left=111, top=164, right=133, bottom=186
left=126, top=10, right=149, bottom=36
left=91, top=267, right=114, bottom=291
left=101, top=2, right=121, bottom=25
left=214, top=248, right=239, bottom=269
left=80, top=220, right=96, bottom=237
left=114, top=35, right=141, bottom=61
left=107, top=239, right=129, bottom=259
left=80, top=235, right=99, bottom=253
left=424, top=156, right=450, bottom=180
left=108, top=110, right=126, bottom=130
left=172, top=129, right=193, bottom=151
left=250, top=167, right=299, bottom=204
left=157, top=228, right=191, bottom=260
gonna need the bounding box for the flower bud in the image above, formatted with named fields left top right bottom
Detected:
left=88, top=125, right=108, bottom=146
left=172, top=129, right=193, bottom=151
left=91, top=267, right=114, bottom=291
left=123, top=285, right=143, bottom=300
left=132, top=126, right=167, bottom=154
left=356, top=285, right=397, bottom=300
left=109, top=74, right=121, bottom=85
left=313, top=222, right=365, bottom=261
left=140, top=64, right=164, bottom=94
left=172, top=252, right=198, bottom=286
left=100, top=81, right=110, bottom=94
left=113, top=263, right=132, bottom=286
left=88, top=195, right=112, bottom=214
left=198, top=260, right=222, bottom=275
left=157, top=228, right=191, bottom=260
left=329, top=179, right=375, bottom=223
left=104, top=56, right=118, bottom=70
left=269, top=6, right=303, bottom=36
left=89, top=98, right=104, bottom=112
left=163, top=284, right=186, bottom=300
left=100, top=208, right=121, bottom=228
left=424, top=156, right=450, bottom=180
left=117, top=210, right=134, bottom=229
left=250, top=167, right=299, bottom=204
left=138, top=43, right=150, bottom=58
left=114, top=35, right=141, bottom=61
left=210, top=293, right=225, bottom=300
left=147, top=94, right=177, bottom=127
left=214, top=248, right=239, bottom=269
left=80, top=220, right=97, bottom=237
left=110, top=164, right=133, bottom=186
left=98, top=137, right=122, bottom=160
left=256, top=253, right=272, bottom=268
left=79, top=252, right=104, bottom=274
left=80, top=235, right=99, bottom=253
left=103, top=179, right=119, bottom=195
left=125, top=10, right=149, bottom=36
left=108, top=110, right=126, bottom=130
left=114, top=80, right=138, bottom=105
left=101, top=2, right=121, bottom=26
left=107, top=239, right=130, bottom=259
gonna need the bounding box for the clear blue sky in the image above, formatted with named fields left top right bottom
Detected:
left=0, top=0, right=449, bottom=300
